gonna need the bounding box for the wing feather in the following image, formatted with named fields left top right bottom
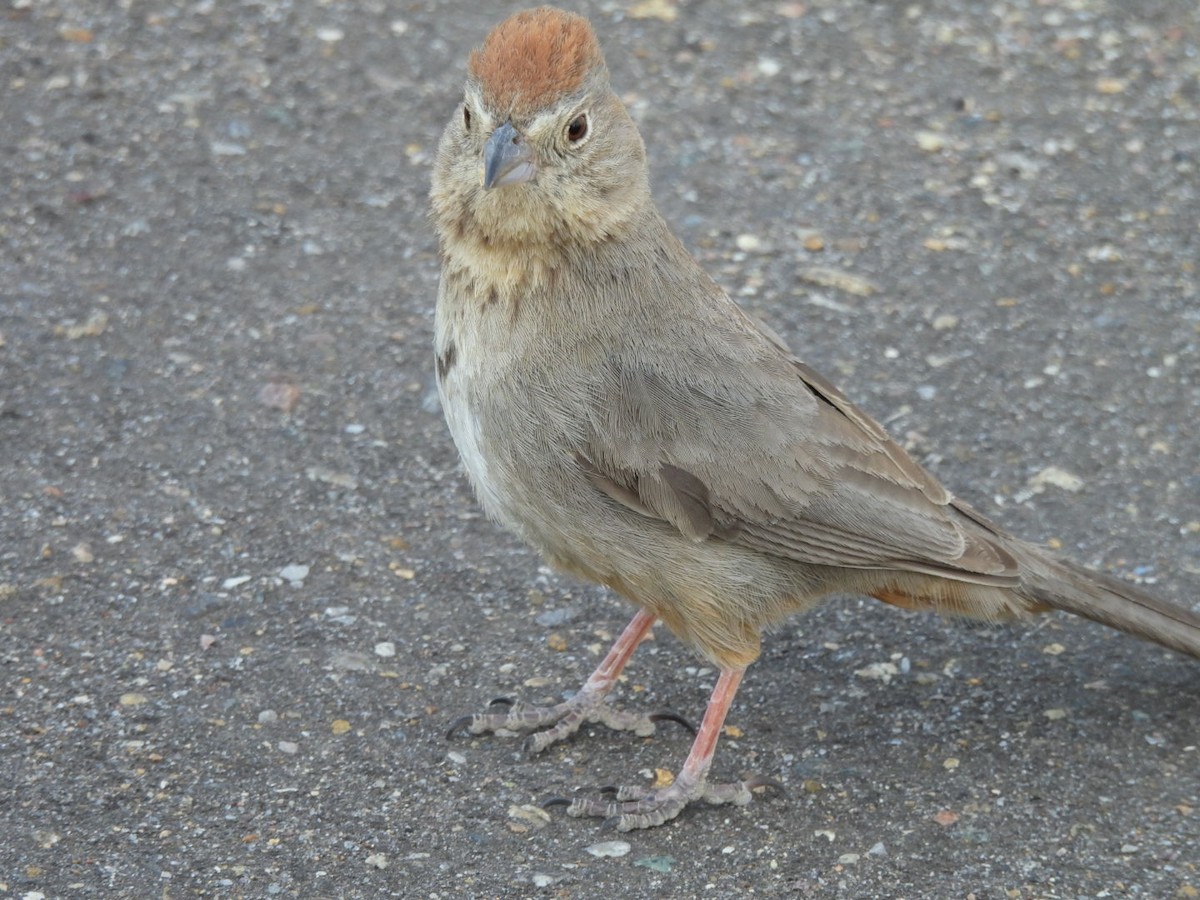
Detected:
left=576, top=312, right=1019, bottom=586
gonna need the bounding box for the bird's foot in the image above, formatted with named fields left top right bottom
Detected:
left=545, top=773, right=782, bottom=831
left=447, top=693, right=694, bottom=754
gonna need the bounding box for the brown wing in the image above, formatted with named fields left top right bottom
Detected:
left=577, top=312, right=1019, bottom=587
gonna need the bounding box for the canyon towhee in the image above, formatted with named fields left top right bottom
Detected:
left=430, top=7, right=1200, bottom=830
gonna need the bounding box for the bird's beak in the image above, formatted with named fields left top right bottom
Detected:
left=482, top=121, right=536, bottom=190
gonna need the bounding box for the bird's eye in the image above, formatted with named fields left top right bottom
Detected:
left=463, top=105, right=472, bottom=130
left=566, top=113, right=588, bottom=143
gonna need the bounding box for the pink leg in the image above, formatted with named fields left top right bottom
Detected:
left=578, top=607, right=657, bottom=695
left=557, top=665, right=780, bottom=830
left=447, top=608, right=692, bottom=752
left=676, top=666, right=743, bottom=785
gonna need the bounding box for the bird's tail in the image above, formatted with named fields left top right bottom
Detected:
left=1019, top=544, right=1200, bottom=660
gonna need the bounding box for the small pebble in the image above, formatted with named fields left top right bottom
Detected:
left=278, top=741, right=299, bottom=755
left=306, top=467, right=358, bottom=490
left=757, top=58, right=781, bottom=78
left=915, top=130, right=946, bottom=152
left=374, top=641, right=396, bottom=658
left=279, top=564, right=310, bottom=583
left=258, top=709, right=278, bottom=724
left=932, top=314, right=958, bottom=330
left=535, top=607, right=577, bottom=627
left=854, top=661, right=898, bottom=683
left=508, top=805, right=552, bottom=830
left=210, top=141, right=247, bottom=157
left=633, top=855, right=675, bottom=873
left=1024, top=466, right=1084, bottom=497
left=586, top=840, right=632, bottom=858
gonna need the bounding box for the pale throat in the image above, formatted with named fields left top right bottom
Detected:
left=442, top=228, right=560, bottom=300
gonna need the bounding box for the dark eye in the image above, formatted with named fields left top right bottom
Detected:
left=463, top=105, right=471, bottom=130
left=566, top=113, right=588, bottom=143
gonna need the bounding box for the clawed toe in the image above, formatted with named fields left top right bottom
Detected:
left=445, top=714, right=476, bottom=739
left=544, top=773, right=779, bottom=831
left=648, top=709, right=697, bottom=735
left=447, top=691, right=688, bottom=754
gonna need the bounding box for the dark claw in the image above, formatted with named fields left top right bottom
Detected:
left=487, top=696, right=515, bottom=709
left=649, top=709, right=697, bottom=735
left=744, top=774, right=786, bottom=795
left=521, top=734, right=540, bottom=754
left=598, top=785, right=620, bottom=795
left=542, top=796, right=572, bottom=810
left=445, top=714, right=475, bottom=739
left=600, top=815, right=623, bottom=832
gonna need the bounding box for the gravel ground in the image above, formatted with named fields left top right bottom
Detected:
left=2, top=1, right=1198, bottom=897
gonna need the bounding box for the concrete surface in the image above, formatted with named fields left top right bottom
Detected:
left=2, top=1, right=1198, bottom=897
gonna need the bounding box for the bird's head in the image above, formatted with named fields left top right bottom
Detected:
left=431, top=7, right=650, bottom=258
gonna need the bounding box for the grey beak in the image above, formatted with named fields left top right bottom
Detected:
left=483, top=121, right=536, bottom=190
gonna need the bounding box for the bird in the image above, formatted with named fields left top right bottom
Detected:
left=430, top=6, right=1200, bottom=831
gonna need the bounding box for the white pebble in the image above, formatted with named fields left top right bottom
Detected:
left=915, top=131, right=945, bottom=152
left=279, top=564, right=310, bottom=583
left=585, top=840, right=631, bottom=858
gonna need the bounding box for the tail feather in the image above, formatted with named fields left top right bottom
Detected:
left=1020, top=545, right=1200, bottom=660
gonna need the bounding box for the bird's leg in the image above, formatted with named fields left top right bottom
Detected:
left=446, top=608, right=694, bottom=753
left=549, top=666, right=781, bottom=830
